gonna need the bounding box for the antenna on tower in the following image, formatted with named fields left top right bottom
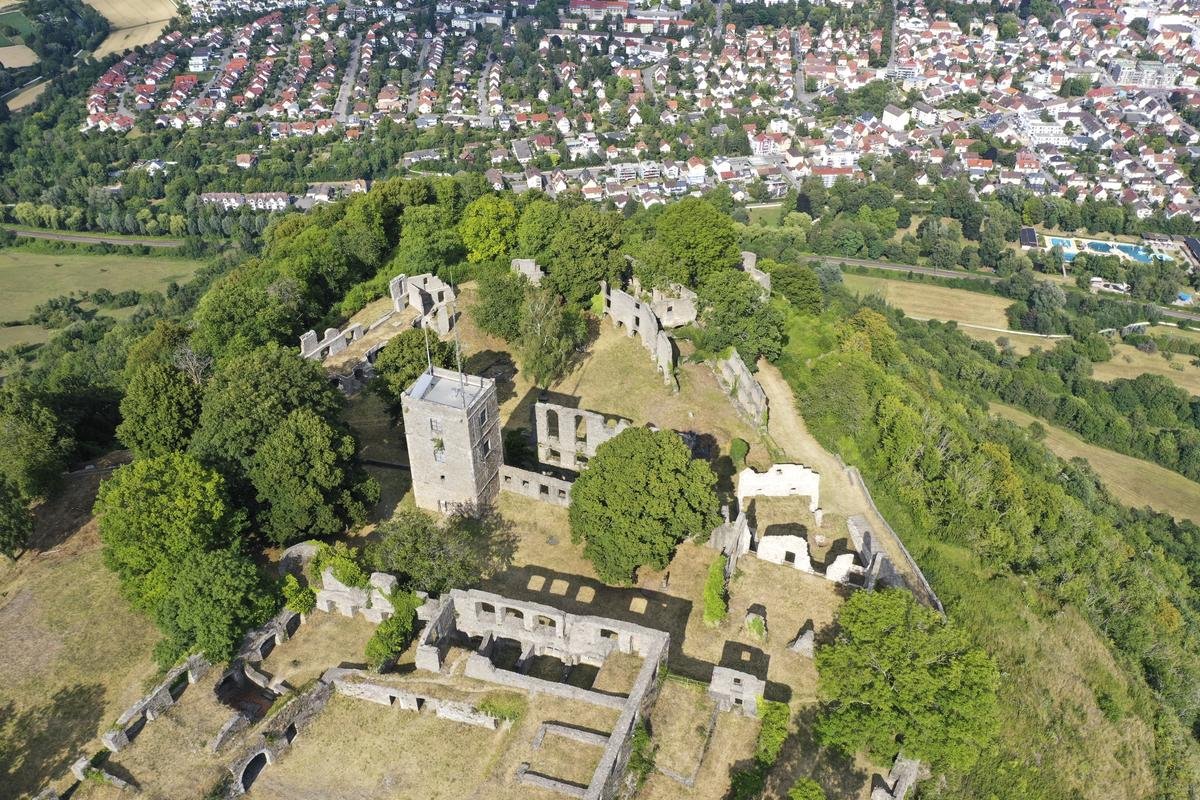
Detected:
left=449, top=264, right=467, bottom=408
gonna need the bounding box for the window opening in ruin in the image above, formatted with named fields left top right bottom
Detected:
left=539, top=484, right=550, bottom=496
left=478, top=408, right=488, bottom=426
left=536, top=615, right=555, bottom=630
left=546, top=409, right=560, bottom=439
left=575, top=416, right=587, bottom=443
left=548, top=448, right=561, bottom=463
left=784, top=551, right=796, bottom=565
left=600, top=629, right=618, bottom=640
left=430, top=418, right=443, bottom=434
left=480, top=439, right=491, bottom=458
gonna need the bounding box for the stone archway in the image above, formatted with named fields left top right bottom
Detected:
left=240, top=751, right=268, bottom=792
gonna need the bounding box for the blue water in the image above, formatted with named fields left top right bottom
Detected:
left=1086, top=241, right=1113, bottom=254
left=1116, top=243, right=1157, bottom=263
left=1048, top=236, right=1075, bottom=250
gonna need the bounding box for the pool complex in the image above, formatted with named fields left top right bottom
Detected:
left=1044, top=236, right=1171, bottom=264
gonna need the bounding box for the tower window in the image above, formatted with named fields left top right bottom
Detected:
left=430, top=418, right=443, bottom=434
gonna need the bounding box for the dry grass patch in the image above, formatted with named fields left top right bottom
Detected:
left=3, top=79, right=48, bottom=110
left=648, top=679, right=716, bottom=779
left=0, top=43, right=37, bottom=67
left=79, top=684, right=235, bottom=800
left=0, top=469, right=159, bottom=799
left=249, top=689, right=619, bottom=800
left=85, top=0, right=177, bottom=57
left=639, top=712, right=759, bottom=800
left=1092, top=343, right=1200, bottom=396
left=259, top=611, right=379, bottom=687
left=842, top=273, right=1013, bottom=329
left=991, top=402, right=1200, bottom=522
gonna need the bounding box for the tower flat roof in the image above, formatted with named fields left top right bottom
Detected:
left=406, top=367, right=488, bottom=408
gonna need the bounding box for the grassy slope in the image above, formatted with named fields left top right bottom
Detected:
left=777, top=306, right=1159, bottom=800
left=0, top=467, right=160, bottom=798
left=991, top=402, right=1200, bottom=523
left=1092, top=343, right=1200, bottom=397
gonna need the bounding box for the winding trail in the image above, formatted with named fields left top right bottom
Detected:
left=754, top=361, right=927, bottom=597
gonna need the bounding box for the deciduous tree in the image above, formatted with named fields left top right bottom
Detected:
left=0, top=476, right=33, bottom=560
left=370, top=328, right=457, bottom=415
left=569, top=428, right=720, bottom=584
left=249, top=408, right=379, bottom=546
left=815, top=589, right=999, bottom=771
left=116, top=364, right=202, bottom=457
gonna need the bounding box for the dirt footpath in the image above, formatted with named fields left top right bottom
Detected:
left=754, top=362, right=929, bottom=600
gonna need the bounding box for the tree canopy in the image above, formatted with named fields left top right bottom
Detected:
left=518, top=288, right=588, bottom=388
left=650, top=198, right=741, bottom=285
left=370, top=328, right=457, bottom=415
left=0, top=476, right=33, bottom=560
left=569, top=427, right=720, bottom=583
left=366, top=507, right=516, bottom=594
left=116, top=363, right=202, bottom=458
left=815, top=589, right=1000, bottom=772
left=189, top=344, right=343, bottom=488
left=249, top=408, right=378, bottom=545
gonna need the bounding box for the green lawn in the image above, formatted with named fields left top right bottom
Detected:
left=0, top=249, right=204, bottom=338
left=746, top=204, right=783, bottom=227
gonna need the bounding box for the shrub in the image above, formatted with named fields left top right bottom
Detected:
left=788, top=777, right=827, bottom=800
left=702, top=555, right=728, bottom=625
left=364, top=592, right=421, bottom=670
left=730, top=437, right=749, bottom=469
left=747, top=615, right=767, bottom=642
left=281, top=574, right=316, bottom=614
left=312, top=541, right=368, bottom=588
left=755, top=700, right=791, bottom=764
left=626, top=722, right=656, bottom=787
left=478, top=693, right=526, bottom=722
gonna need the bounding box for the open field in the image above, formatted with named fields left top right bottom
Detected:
left=842, top=273, right=1069, bottom=353
left=991, top=402, right=1200, bottom=522
left=1092, top=343, right=1200, bottom=396
left=0, top=249, right=203, bottom=343
left=2, top=79, right=48, bottom=110
left=0, top=462, right=162, bottom=799
left=0, top=43, right=37, bottom=67
left=746, top=203, right=783, bottom=226
left=843, top=273, right=1012, bottom=329
left=85, top=0, right=178, bottom=58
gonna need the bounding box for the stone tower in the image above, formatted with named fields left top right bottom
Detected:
left=401, top=366, right=502, bottom=513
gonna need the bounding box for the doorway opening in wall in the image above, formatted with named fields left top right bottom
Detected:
left=784, top=552, right=796, bottom=565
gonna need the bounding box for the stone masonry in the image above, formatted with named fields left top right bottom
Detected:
left=712, top=349, right=769, bottom=428
left=533, top=401, right=629, bottom=471
left=599, top=280, right=676, bottom=387
left=401, top=366, right=503, bottom=513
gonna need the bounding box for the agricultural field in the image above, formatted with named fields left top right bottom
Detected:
left=0, top=249, right=204, bottom=345
left=2, top=78, right=47, bottom=110
left=991, top=402, right=1200, bottom=523
left=84, top=0, right=178, bottom=58
left=0, top=43, right=36, bottom=67
left=842, top=272, right=1012, bottom=329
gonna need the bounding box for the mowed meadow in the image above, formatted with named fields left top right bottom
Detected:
left=0, top=249, right=204, bottom=349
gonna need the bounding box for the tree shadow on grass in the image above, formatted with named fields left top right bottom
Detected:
left=0, top=683, right=106, bottom=797
left=761, top=705, right=871, bottom=800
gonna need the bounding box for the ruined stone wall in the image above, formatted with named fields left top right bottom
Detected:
left=299, top=323, right=365, bottom=361
left=512, top=258, right=545, bottom=285
left=533, top=401, right=629, bottom=471
left=737, top=464, right=820, bottom=513
left=712, top=349, right=768, bottom=429
left=649, top=284, right=698, bottom=328
left=740, top=251, right=772, bottom=294
left=845, top=470, right=944, bottom=614
left=102, top=654, right=211, bottom=752
left=708, top=508, right=752, bottom=576
left=599, top=281, right=676, bottom=388
left=499, top=464, right=573, bottom=507
left=390, top=273, right=457, bottom=334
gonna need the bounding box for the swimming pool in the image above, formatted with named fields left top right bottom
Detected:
left=1048, top=236, right=1075, bottom=250
left=1116, top=243, right=1158, bottom=263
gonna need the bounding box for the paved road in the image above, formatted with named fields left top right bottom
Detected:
left=4, top=227, right=183, bottom=248
left=334, top=33, right=363, bottom=122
